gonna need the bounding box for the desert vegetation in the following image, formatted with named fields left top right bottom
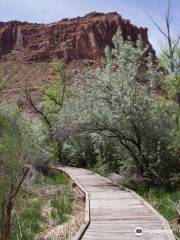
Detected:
left=54, top=31, right=179, bottom=188
left=0, top=69, right=84, bottom=240
left=0, top=2, right=179, bottom=239
left=52, top=30, right=179, bottom=237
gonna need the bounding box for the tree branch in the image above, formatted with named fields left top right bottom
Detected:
left=145, top=11, right=168, bottom=39
left=41, top=90, right=62, bottom=106
left=25, top=87, right=52, bottom=128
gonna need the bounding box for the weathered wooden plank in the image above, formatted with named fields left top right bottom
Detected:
left=59, top=167, right=175, bottom=240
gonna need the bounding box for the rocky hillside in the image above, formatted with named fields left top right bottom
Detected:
left=0, top=12, right=155, bottom=113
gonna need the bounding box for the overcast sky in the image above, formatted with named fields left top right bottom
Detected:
left=0, top=0, right=179, bottom=53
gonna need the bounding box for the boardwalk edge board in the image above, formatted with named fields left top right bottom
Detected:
left=50, top=166, right=90, bottom=240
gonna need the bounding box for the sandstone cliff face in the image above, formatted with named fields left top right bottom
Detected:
left=0, top=12, right=155, bottom=114
left=0, top=12, right=155, bottom=63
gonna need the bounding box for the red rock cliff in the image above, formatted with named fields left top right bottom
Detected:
left=0, top=12, right=155, bottom=63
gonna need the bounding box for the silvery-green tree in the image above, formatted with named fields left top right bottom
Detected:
left=56, top=31, right=179, bottom=187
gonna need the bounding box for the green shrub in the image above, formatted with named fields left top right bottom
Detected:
left=0, top=106, right=50, bottom=240
left=61, top=133, right=98, bottom=167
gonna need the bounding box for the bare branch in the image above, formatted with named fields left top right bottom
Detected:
left=145, top=11, right=168, bottom=39
left=1, top=165, right=31, bottom=240
left=11, top=165, right=30, bottom=202
left=25, top=86, right=52, bottom=128
left=172, top=36, right=180, bottom=54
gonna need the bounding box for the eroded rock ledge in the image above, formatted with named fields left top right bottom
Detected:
left=0, top=12, right=155, bottom=63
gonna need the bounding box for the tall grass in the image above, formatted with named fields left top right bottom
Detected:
left=9, top=173, right=73, bottom=240
left=11, top=199, right=44, bottom=240
left=35, top=173, right=69, bottom=188
left=51, top=189, right=74, bottom=224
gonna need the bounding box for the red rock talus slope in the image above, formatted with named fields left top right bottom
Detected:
left=0, top=12, right=155, bottom=63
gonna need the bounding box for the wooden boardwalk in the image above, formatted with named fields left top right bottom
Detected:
left=58, top=167, right=175, bottom=240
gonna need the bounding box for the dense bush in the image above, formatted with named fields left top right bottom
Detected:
left=56, top=31, right=180, bottom=188
left=0, top=105, right=50, bottom=240
left=61, top=133, right=98, bottom=167
left=60, top=133, right=126, bottom=173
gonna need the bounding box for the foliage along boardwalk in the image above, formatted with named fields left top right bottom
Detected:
left=58, top=167, right=175, bottom=240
